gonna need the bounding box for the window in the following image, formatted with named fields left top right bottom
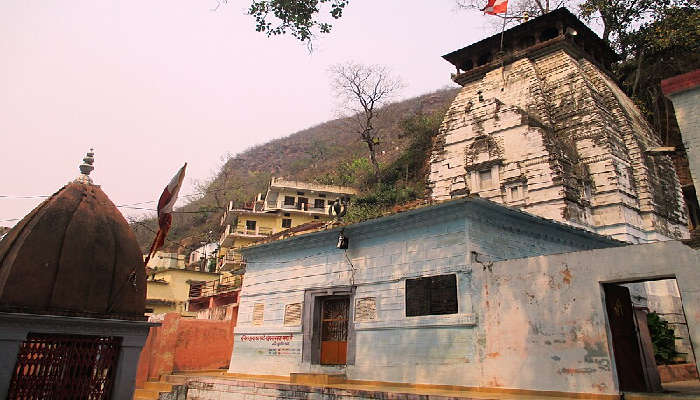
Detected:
left=479, top=169, right=493, bottom=189
left=506, top=183, right=526, bottom=202
left=284, top=196, right=295, bottom=206
left=296, top=191, right=305, bottom=195
left=284, top=303, right=302, bottom=326
left=314, top=199, right=325, bottom=209
left=298, top=197, right=309, bottom=210
left=314, top=216, right=320, bottom=220
left=583, top=183, right=593, bottom=201
left=318, top=193, right=326, bottom=198
left=252, top=303, right=265, bottom=325
left=284, top=212, right=291, bottom=217
left=245, top=220, right=256, bottom=231
left=282, top=218, right=292, bottom=228
left=510, top=186, right=520, bottom=199
left=405, top=274, right=458, bottom=317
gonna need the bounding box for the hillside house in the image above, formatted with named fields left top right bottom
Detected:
left=145, top=251, right=186, bottom=270
left=663, top=69, right=700, bottom=235
left=187, top=242, right=219, bottom=271
left=217, top=178, right=357, bottom=275
left=146, top=268, right=220, bottom=316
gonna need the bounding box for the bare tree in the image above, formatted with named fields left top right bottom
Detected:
left=330, top=62, right=403, bottom=183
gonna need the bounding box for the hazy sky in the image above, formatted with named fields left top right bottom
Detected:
left=1, top=1, right=498, bottom=224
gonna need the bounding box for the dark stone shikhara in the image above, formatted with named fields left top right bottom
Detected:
left=430, top=8, right=688, bottom=243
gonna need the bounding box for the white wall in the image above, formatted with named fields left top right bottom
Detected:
left=480, top=241, right=700, bottom=394
left=228, top=199, right=642, bottom=395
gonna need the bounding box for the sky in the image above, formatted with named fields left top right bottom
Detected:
left=1, top=1, right=502, bottom=225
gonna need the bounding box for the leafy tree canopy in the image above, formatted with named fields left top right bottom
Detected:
left=245, top=0, right=349, bottom=43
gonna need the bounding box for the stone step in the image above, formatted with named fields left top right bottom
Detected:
left=163, top=374, right=189, bottom=385
left=625, top=394, right=700, bottom=400
left=133, top=388, right=159, bottom=400
left=290, top=373, right=346, bottom=385
left=144, top=381, right=173, bottom=392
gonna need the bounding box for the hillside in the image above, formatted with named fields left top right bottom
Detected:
left=131, top=87, right=460, bottom=253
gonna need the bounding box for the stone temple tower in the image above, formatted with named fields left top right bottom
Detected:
left=429, top=8, right=688, bottom=243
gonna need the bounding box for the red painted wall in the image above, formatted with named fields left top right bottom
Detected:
left=135, top=308, right=237, bottom=388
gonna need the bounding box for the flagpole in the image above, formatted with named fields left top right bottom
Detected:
left=499, top=5, right=508, bottom=51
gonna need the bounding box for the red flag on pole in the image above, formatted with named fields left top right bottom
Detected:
left=483, top=0, right=508, bottom=14
left=144, top=163, right=187, bottom=266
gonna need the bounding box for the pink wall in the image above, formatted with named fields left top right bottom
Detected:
left=135, top=309, right=237, bottom=388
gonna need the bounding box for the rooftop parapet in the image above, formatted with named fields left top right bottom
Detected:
left=268, top=177, right=358, bottom=196
left=443, top=8, right=618, bottom=86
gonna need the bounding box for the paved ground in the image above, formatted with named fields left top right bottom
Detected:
left=174, top=371, right=700, bottom=399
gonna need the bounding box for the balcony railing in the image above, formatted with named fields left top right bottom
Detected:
left=188, top=275, right=242, bottom=299
left=277, top=202, right=327, bottom=212
left=219, top=252, right=245, bottom=272
left=233, top=225, right=273, bottom=236
left=223, top=252, right=243, bottom=263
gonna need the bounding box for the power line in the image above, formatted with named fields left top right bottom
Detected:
left=0, top=194, right=224, bottom=218
left=0, top=195, right=50, bottom=199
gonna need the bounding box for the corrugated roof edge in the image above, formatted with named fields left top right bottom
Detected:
left=239, top=196, right=625, bottom=257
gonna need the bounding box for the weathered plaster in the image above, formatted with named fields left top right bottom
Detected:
left=430, top=49, right=688, bottom=244
left=227, top=198, right=629, bottom=395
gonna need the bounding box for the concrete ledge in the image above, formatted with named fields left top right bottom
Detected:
left=180, top=374, right=622, bottom=399
left=658, top=364, right=700, bottom=383
left=290, top=373, right=346, bottom=385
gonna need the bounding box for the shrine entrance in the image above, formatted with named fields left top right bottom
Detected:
left=603, top=278, right=696, bottom=394
left=7, top=333, right=121, bottom=400
left=320, top=297, right=349, bottom=365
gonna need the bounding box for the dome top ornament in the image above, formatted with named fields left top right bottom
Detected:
left=75, top=148, right=95, bottom=184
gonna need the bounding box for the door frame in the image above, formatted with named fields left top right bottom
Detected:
left=302, top=286, right=355, bottom=365
left=601, top=278, right=677, bottom=393
left=320, top=296, right=350, bottom=365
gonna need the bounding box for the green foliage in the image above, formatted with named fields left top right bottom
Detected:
left=647, top=312, right=680, bottom=365
left=315, top=157, right=374, bottom=186
left=246, top=0, right=350, bottom=43
left=342, top=110, right=443, bottom=224
left=614, top=6, right=700, bottom=145
left=578, top=0, right=695, bottom=53
left=381, top=111, right=443, bottom=187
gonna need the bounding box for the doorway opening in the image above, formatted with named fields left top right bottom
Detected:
left=320, top=297, right=350, bottom=365
left=603, top=278, right=698, bottom=393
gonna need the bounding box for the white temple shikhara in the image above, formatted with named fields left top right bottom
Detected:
left=429, top=8, right=688, bottom=244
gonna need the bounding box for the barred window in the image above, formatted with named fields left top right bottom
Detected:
left=405, top=274, right=458, bottom=317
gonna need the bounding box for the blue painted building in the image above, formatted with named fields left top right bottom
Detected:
left=228, top=197, right=623, bottom=389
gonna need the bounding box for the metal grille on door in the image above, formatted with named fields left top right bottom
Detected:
left=7, top=333, right=122, bottom=400
left=320, top=298, right=349, bottom=365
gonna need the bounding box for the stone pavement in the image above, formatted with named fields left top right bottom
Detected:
left=154, top=371, right=700, bottom=400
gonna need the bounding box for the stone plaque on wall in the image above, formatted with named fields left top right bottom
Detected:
left=355, top=297, right=377, bottom=322
left=283, top=303, right=302, bottom=326
left=252, top=303, right=265, bottom=325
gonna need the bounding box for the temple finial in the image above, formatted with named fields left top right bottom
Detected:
left=75, top=148, right=95, bottom=184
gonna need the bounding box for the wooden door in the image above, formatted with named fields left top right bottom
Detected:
left=320, top=297, right=349, bottom=365
left=604, top=284, right=648, bottom=392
